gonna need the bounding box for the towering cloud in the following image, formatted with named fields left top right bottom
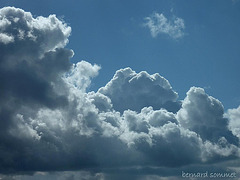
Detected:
left=0, top=7, right=240, bottom=180
left=177, top=87, right=238, bottom=145
left=0, top=6, right=73, bottom=174
left=0, top=6, right=73, bottom=113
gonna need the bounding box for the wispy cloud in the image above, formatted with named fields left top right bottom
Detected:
left=144, top=12, right=185, bottom=39
left=232, top=0, right=240, bottom=4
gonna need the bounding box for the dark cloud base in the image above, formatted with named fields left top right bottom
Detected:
left=0, top=7, right=240, bottom=180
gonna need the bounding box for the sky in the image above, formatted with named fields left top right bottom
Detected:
left=0, top=0, right=240, bottom=180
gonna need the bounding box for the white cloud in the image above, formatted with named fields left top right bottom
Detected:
left=64, top=61, right=100, bottom=92
left=0, top=6, right=71, bottom=56
left=144, top=12, right=185, bottom=39
left=177, top=87, right=238, bottom=145
left=98, top=67, right=179, bottom=113
left=0, top=33, right=14, bottom=44
left=225, top=105, right=240, bottom=139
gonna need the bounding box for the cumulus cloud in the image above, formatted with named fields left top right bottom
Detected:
left=177, top=87, right=238, bottom=145
left=0, top=33, right=14, bottom=44
left=0, top=6, right=73, bottom=140
left=225, top=106, right=240, bottom=139
left=0, top=6, right=240, bottom=180
left=98, top=68, right=180, bottom=113
left=65, top=61, right=100, bottom=91
left=144, top=12, right=185, bottom=39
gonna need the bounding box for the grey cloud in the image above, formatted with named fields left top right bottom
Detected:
left=0, top=6, right=240, bottom=180
left=1, top=164, right=237, bottom=180
left=126, top=122, right=203, bottom=167
left=0, top=6, right=73, bottom=174
left=0, top=171, right=105, bottom=180
left=88, top=92, right=113, bottom=112
left=0, top=6, right=73, bottom=125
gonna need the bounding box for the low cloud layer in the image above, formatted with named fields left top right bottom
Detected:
left=0, top=7, right=240, bottom=180
left=144, top=12, right=185, bottom=39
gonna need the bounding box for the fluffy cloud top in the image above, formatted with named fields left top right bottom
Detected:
left=225, top=106, right=240, bottom=139
left=144, top=12, right=185, bottom=39
left=0, top=7, right=70, bottom=49
left=98, top=68, right=180, bottom=113
left=0, top=6, right=73, bottom=108
left=0, top=7, right=240, bottom=180
left=177, top=87, right=238, bottom=145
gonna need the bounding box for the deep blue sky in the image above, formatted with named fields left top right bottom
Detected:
left=1, top=0, right=240, bottom=109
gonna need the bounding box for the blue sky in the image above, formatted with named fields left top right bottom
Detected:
left=1, top=0, right=240, bottom=109
left=1, top=1, right=240, bottom=180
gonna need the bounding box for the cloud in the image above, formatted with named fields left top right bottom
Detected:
left=0, top=6, right=240, bottom=180
left=177, top=87, right=238, bottom=145
left=0, top=6, right=73, bottom=140
left=0, top=171, right=105, bottom=180
left=0, top=33, right=14, bottom=44
left=225, top=106, right=240, bottom=139
left=144, top=12, right=185, bottom=39
left=98, top=67, right=180, bottom=113
left=232, top=0, right=240, bottom=4
left=65, top=61, right=100, bottom=92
